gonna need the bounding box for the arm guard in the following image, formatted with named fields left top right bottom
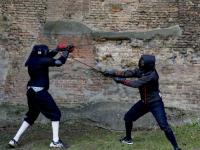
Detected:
left=38, top=55, right=67, bottom=67
left=46, top=49, right=59, bottom=58
left=115, top=68, right=144, bottom=78
left=56, top=51, right=69, bottom=65
left=55, top=60, right=62, bottom=66
left=123, top=73, right=153, bottom=88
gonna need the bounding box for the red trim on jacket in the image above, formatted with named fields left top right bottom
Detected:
left=124, top=79, right=130, bottom=85
left=115, top=71, right=120, bottom=75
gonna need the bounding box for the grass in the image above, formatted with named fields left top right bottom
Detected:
left=0, top=121, right=200, bottom=150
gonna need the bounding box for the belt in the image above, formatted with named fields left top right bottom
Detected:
left=28, top=86, right=44, bottom=92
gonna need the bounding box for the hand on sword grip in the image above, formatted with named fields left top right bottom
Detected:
left=103, top=70, right=115, bottom=77
left=66, top=44, right=75, bottom=53
left=113, top=77, right=125, bottom=83
left=57, top=44, right=66, bottom=52
left=61, top=44, right=75, bottom=58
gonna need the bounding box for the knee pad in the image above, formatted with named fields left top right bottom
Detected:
left=124, top=113, right=134, bottom=122
left=161, top=126, right=171, bottom=132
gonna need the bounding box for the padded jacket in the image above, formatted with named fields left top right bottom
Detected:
left=27, top=50, right=67, bottom=90
left=114, top=55, right=162, bottom=104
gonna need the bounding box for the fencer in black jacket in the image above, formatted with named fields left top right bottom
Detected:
left=8, top=44, right=73, bottom=148
left=103, top=55, right=181, bottom=150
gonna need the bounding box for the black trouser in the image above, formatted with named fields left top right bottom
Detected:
left=24, top=88, right=61, bottom=125
left=124, top=99, right=169, bottom=130
left=124, top=99, right=179, bottom=149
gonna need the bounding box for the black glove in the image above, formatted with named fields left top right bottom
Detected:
left=61, top=44, right=74, bottom=58
left=66, top=44, right=74, bottom=53
left=113, top=77, right=125, bottom=84
left=103, top=70, right=115, bottom=77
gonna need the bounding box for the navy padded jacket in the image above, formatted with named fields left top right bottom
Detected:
left=27, top=50, right=67, bottom=90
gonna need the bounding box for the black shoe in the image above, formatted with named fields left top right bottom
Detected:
left=175, top=148, right=181, bottom=150
left=50, top=139, right=68, bottom=148
left=118, top=137, right=133, bottom=145
left=8, top=139, right=18, bottom=148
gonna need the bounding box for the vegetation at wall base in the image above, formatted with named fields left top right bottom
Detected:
left=0, top=120, right=200, bottom=150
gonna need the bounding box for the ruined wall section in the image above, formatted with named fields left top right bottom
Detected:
left=81, top=0, right=200, bottom=110
left=36, top=33, right=101, bottom=107
left=83, top=0, right=179, bottom=31
left=168, top=0, right=200, bottom=109
left=156, top=1, right=200, bottom=109
left=0, top=1, right=9, bottom=102
left=1, top=0, right=200, bottom=111
left=2, top=0, right=47, bottom=105
left=46, top=0, right=90, bottom=21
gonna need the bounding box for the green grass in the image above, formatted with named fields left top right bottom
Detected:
left=0, top=121, right=200, bottom=150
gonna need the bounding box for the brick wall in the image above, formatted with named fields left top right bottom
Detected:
left=0, top=0, right=199, bottom=110
left=46, top=0, right=90, bottom=20
left=1, top=0, right=47, bottom=104
left=0, top=1, right=9, bottom=102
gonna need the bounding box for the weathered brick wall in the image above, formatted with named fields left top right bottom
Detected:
left=0, top=0, right=199, bottom=111
left=83, top=0, right=179, bottom=31
left=36, top=34, right=99, bottom=107
left=46, top=0, right=90, bottom=20
left=1, top=0, right=47, bottom=104
left=0, top=1, right=9, bottom=102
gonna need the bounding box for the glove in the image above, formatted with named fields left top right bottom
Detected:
left=56, top=44, right=66, bottom=52
left=66, top=44, right=75, bottom=53
left=113, top=77, right=125, bottom=84
left=103, top=70, right=115, bottom=77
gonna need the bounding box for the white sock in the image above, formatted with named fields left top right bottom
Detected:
left=13, top=121, right=29, bottom=142
left=52, top=121, right=59, bottom=142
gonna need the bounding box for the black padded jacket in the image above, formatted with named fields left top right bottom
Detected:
left=114, top=55, right=162, bottom=104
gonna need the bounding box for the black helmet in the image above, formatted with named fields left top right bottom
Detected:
left=25, top=45, right=49, bottom=66
left=31, top=45, right=49, bottom=57
left=139, top=55, right=155, bottom=71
